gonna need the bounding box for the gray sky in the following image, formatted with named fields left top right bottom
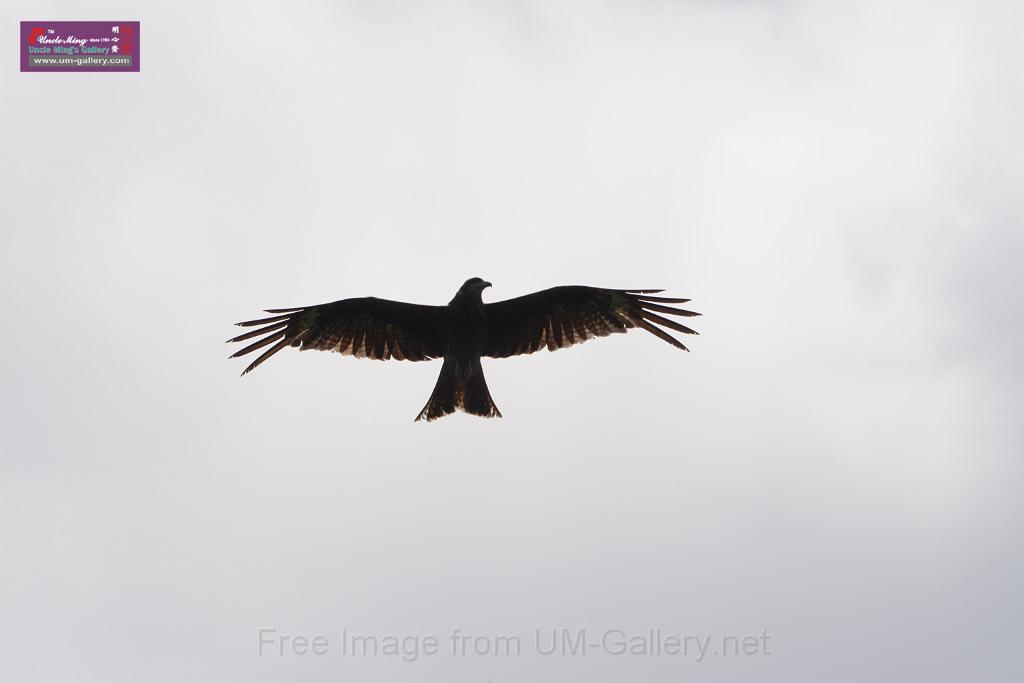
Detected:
left=2, top=1, right=1022, bottom=681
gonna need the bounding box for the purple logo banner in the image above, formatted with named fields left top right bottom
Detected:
left=21, top=21, right=140, bottom=72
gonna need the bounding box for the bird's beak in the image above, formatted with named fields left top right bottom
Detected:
left=482, top=281, right=492, bottom=289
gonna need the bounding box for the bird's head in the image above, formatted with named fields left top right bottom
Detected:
left=461, top=277, right=492, bottom=292
left=454, top=277, right=492, bottom=303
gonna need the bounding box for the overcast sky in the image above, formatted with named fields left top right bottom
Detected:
left=2, top=1, right=1022, bottom=681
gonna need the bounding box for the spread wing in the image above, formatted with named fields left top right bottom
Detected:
left=228, top=297, right=445, bottom=375
left=483, top=287, right=699, bottom=358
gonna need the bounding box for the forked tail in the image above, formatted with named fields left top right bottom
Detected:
left=416, top=357, right=502, bottom=422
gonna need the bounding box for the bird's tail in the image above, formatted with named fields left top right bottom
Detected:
left=416, top=357, right=502, bottom=422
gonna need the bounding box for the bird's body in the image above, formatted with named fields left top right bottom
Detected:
left=424, top=280, right=499, bottom=420
left=442, top=283, right=489, bottom=375
left=228, top=278, right=699, bottom=421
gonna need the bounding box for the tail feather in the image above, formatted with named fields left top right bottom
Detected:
left=416, top=357, right=502, bottom=422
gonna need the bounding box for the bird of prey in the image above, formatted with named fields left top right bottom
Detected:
left=228, top=278, right=699, bottom=421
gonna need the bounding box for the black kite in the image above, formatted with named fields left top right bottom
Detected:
left=228, top=279, right=699, bottom=421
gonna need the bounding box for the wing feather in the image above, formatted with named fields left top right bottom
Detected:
left=629, top=294, right=691, bottom=303
left=633, top=319, right=689, bottom=351
left=636, top=300, right=701, bottom=317
left=639, top=309, right=699, bottom=336
left=230, top=330, right=287, bottom=359
left=242, top=331, right=311, bottom=375
left=483, top=286, right=699, bottom=358
left=226, top=321, right=288, bottom=343
left=235, top=313, right=293, bottom=327
left=229, top=296, right=444, bottom=375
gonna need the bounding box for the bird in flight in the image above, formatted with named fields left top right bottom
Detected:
left=228, top=279, right=699, bottom=421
